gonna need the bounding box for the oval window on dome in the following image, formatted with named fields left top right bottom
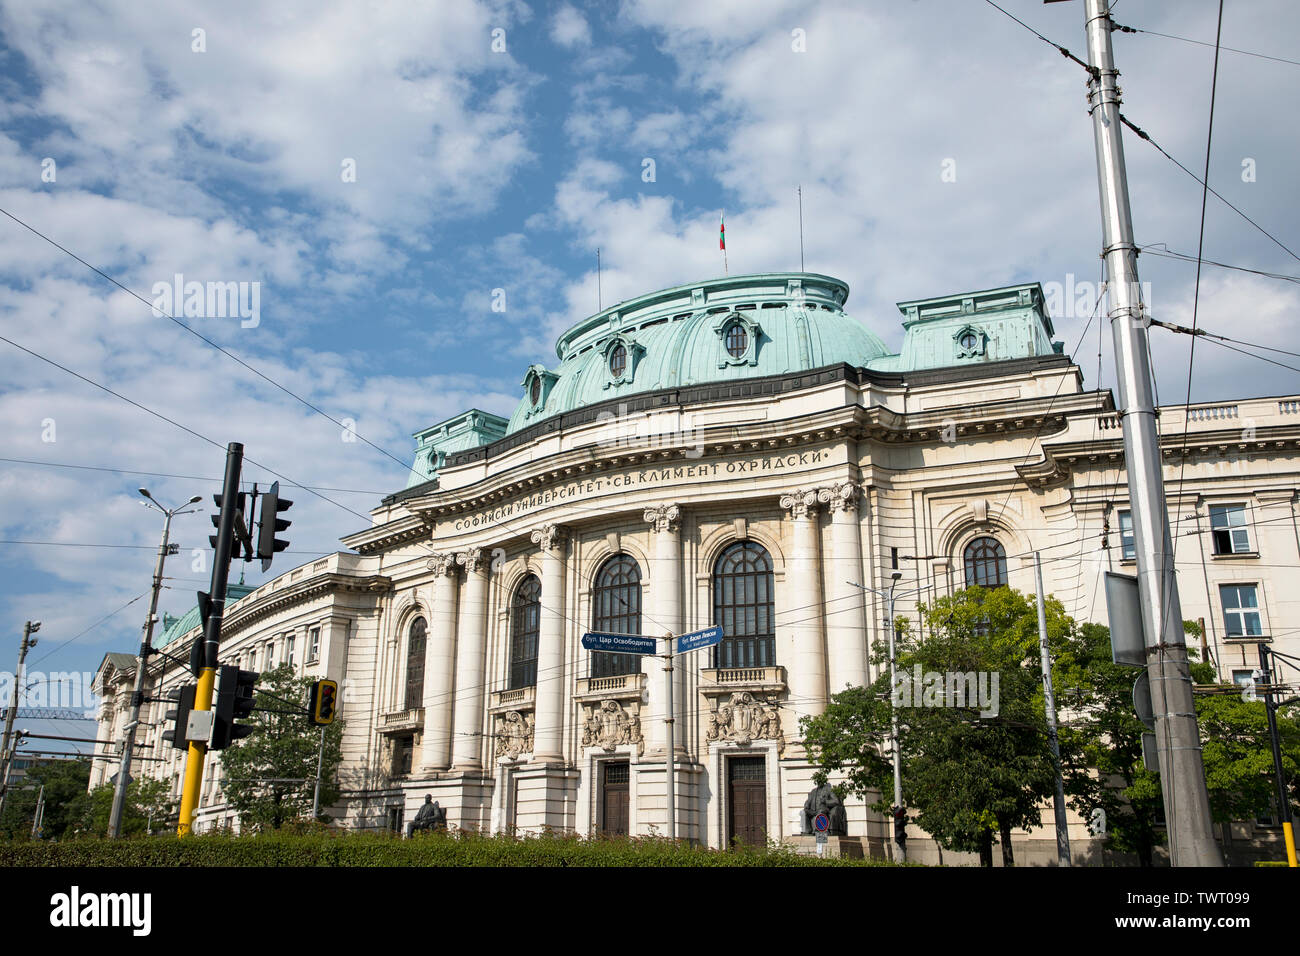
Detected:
left=529, top=376, right=541, bottom=406
left=724, top=321, right=748, bottom=358
left=609, top=342, right=627, bottom=378
left=959, top=330, right=979, bottom=352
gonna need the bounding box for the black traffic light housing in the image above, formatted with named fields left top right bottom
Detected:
left=892, top=806, right=908, bottom=845
left=211, top=665, right=259, bottom=750
left=308, top=679, right=339, bottom=726
left=256, top=481, right=293, bottom=571
left=162, top=683, right=197, bottom=750
left=210, top=491, right=249, bottom=553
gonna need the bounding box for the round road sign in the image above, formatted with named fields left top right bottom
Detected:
left=814, top=812, right=829, bottom=833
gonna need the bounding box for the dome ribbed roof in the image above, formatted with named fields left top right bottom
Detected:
left=505, top=272, right=887, bottom=434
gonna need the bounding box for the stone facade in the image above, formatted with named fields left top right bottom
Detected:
left=91, top=274, right=1300, bottom=861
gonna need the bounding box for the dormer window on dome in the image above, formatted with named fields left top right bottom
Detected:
left=601, top=334, right=645, bottom=389
left=954, top=324, right=987, bottom=359
left=713, top=310, right=762, bottom=368
left=521, top=364, right=560, bottom=420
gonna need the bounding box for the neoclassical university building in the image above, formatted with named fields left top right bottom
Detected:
left=93, top=272, right=1300, bottom=862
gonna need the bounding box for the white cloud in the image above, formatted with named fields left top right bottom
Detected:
left=552, top=4, right=593, bottom=48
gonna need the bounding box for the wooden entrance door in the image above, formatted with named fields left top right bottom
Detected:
left=601, top=761, right=630, bottom=836
left=727, top=757, right=767, bottom=847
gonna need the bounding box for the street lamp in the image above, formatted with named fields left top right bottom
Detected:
left=107, top=488, right=203, bottom=838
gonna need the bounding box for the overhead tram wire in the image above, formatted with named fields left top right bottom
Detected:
left=1114, top=21, right=1300, bottom=69
left=0, top=457, right=387, bottom=495
left=1137, top=244, right=1300, bottom=286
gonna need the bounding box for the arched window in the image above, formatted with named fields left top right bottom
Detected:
left=609, top=343, right=627, bottom=378
left=724, top=321, right=748, bottom=358
left=964, top=537, right=1008, bottom=589
left=713, top=541, right=775, bottom=669
left=404, top=617, right=427, bottom=711
left=591, top=554, right=642, bottom=678
left=510, top=574, right=541, bottom=689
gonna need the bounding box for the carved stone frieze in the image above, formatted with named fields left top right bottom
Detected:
left=426, top=552, right=458, bottom=577
left=704, top=691, right=785, bottom=754
left=494, top=710, right=534, bottom=760
left=580, top=698, right=644, bottom=754
left=457, top=547, right=486, bottom=573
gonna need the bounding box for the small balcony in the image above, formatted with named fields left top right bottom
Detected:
left=489, top=684, right=536, bottom=714
left=380, top=707, right=424, bottom=734
left=699, top=665, right=786, bottom=696
left=574, top=672, right=647, bottom=704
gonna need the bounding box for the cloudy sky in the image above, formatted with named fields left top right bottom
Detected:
left=1, top=0, right=1297, bottom=691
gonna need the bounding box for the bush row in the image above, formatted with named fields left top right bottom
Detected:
left=0, top=831, right=893, bottom=867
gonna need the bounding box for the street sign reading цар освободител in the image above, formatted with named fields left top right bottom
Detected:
left=580, top=632, right=659, bottom=656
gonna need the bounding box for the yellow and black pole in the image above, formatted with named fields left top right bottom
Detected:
left=178, top=442, right=244, bottom=836
left=1259, top=644, right=1298, bottom=867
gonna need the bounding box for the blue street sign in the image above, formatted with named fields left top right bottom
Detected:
left=581, top=632, right=659, bottom=655
left=676, top=625, right=724, bottom=655
left=814, top=813, right=830, bottom=833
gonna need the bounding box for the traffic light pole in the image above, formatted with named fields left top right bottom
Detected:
left=1082, top=0, right=1221, bottom=866
left=1258, top=645, right=1298, bottom=867
left=312, top=725, right=326, bottom=819
left=178, top=442, right=243, bottom=836
left=109, top=506, right=179, bottom=838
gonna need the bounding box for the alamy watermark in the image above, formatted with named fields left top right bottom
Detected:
left=151, top=273, right=261, bottom=328
left=593, top=403, right=705, bottom=458
left=892, top=665, right=1000, bottom=718
left=1042, top=274, right=1153, bottom=320
left=0, top=670, right=101, bottom=717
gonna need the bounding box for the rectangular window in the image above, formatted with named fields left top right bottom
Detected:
left=392, top=735, right=414, bottom=777
left=308, top=627, right=321, bottom=662
left=286, top=634, right=295, bottom=669
left=1220, top=584, right=1263, bottom=637
left=1117, top=510, right=1135, bottom=561
left=1231, top=669, right=1255, bottom=687
left=1209, top=504, right=1252, bottom=555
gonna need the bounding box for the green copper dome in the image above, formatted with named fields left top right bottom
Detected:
left=504, top=273, right=890, bottom=434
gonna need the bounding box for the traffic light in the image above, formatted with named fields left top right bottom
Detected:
left=210, top=665, right=259, bottom=750
left=162, top=684, right=197, bottom=750
left=892, top=806, right=908, bottom=846
left=256, top=481, right=293, bottom=571
left=210, top=491, right=248, bottom=551
left=308, top=679, right=339, bottom=726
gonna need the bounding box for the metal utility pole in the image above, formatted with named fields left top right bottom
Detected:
left=31, top=783, right=45, bottom=839
left=109, top=490, right=202, bottom=838
left=0, top=620, right=40, bottom=815
left=178, top=442, right=244, bottom=835
left=1082, top=0, right=1221, bottom=865
left=1257, top=645, right=1298, bottom=867
left=662, top=631, right=675, bottom=841
left=1034, top=553, right=1071, bottom=866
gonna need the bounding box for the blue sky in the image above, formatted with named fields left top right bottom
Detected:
left=1, top=0, right=1298, bottom=691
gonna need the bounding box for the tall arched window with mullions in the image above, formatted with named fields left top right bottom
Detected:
left=404, top=617, right=427, bottom=711
left=591, top=554, right=643, bottom=678
left=964, top=537, right=1008, bottom=589
left=510, top=574, right=541, bottom=689
left=713, top=541, right=775, bottom=669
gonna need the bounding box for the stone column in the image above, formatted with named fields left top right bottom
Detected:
left=420, top=553, right=459, bottom=771
left=779, top=489, right=827, bottom=726
left=451, top=547, right=489, bottom=771
left=643, top=504, right=682, bottom=754
left=530, top=524, right=567, bottom=766
left=818, top=481, right=869, bottom=692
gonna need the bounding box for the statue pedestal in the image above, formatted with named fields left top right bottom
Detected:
left=786, top=835, right=866, bottom=859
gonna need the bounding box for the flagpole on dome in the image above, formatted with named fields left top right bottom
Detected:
left=720, top=210, right=727, bottom=275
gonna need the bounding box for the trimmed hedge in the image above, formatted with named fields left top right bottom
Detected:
left=0, top=831, right=896, bottom=867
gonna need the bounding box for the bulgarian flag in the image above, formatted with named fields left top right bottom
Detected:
left=719, top=211, right=726, bottom=250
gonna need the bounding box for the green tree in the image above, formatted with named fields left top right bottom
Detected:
left=1053, top=622, right=1165, bottom=865
left=0, top=757, right=91, bottom=840
left=803, top=586, right=1069, bottom=866
left=219, top=665, right=343, bottom=830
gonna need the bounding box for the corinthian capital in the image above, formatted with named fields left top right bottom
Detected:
left=779, top=489, right=820, bottom=519
left=530, top=523, right=566, bottom=552
left=456, top=547, right=486, bottom=572
left=426, top=552, right=458, bottom=577
left=643, top=503, right=681, bottom=534
left=817, top=481, right=861, bottom=514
